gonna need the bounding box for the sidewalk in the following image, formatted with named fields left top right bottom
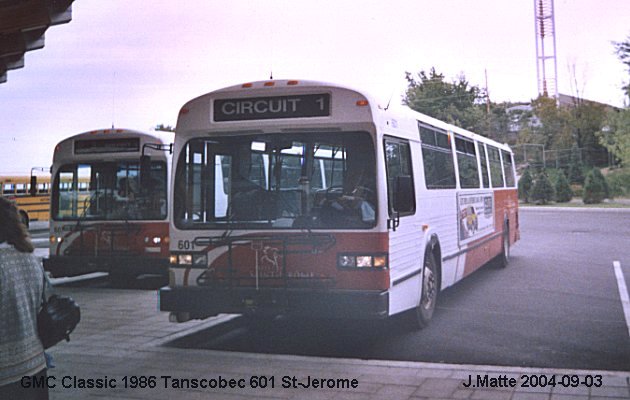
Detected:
left=44, top=287, right=630, bottom=400
left=519, top=197, right=630, bottom=212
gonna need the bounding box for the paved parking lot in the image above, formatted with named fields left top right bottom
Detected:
left=41, top=286, right=630, bottom=400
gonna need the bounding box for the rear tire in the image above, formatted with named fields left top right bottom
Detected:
left=406, top=250, right=439, bottom=330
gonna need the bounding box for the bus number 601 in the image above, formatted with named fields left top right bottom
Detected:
left=177, top=240, right=193, bottom=250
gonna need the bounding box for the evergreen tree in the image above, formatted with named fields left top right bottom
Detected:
left=518, top=169, right=533, bottom=203
left=567, top=144, right=584, bottom=184
left=530, top=170, right=555, bottom=205
left=554, top=170, right=573, bottom=203
left=583, top=168, right=608, bottom=204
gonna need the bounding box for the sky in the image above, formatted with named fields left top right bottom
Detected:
left=1, top=0, right=629, bottom=175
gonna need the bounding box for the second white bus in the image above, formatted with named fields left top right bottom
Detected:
left=44, top=128, right=173, bottom=281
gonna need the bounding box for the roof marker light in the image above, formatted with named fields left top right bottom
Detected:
left=356, top=100, right=369, bottom=107
left=287, top=80, right=299, bottom=85
left=264, top=81, right=275, bottom=87
left=242, top=83, right=253, bottom=88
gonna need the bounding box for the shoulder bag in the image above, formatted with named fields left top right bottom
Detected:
left=37, top=274, right=81, bottom=349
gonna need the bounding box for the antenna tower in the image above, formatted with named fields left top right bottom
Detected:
left=534, top=0, right=558, bottom=99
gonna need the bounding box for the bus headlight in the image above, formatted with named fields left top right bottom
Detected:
left=356, top=256, right=372, bottom=268
left=170, top=253, right=207, bottom=266
left=337, top=253, right=388, bottom=269
left=338, top=255, right=356, bottom=268
left=144, top=236, right=165, bottom=245
left=49, top=235, right=62, bottom=244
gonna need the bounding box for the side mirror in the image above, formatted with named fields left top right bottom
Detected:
left=29, top=176, right=38, bottom=196
left=393, top=175, right=414, bottom=213
left=140, top=155, right=152, bottom=190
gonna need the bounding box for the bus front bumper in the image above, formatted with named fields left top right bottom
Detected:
left=158, top=286, right=389, bottom=320
left=44, top=255, right=169, bottom=278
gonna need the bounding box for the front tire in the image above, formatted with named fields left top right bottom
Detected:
left=406, top=250, right=439, bottom=330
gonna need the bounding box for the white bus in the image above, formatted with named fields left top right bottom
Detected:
left=44, top=128, right=173, bottom=281
left=159, top=80, right=519, bottom=328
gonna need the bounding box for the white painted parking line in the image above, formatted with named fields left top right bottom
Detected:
left=613, top=261, right=630, bottom=337
left=50, top=272, right=108, bottom=286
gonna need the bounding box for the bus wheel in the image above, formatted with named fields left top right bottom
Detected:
left=407, top=251, right=438, bottom=330
left=498, top=225, right=510, bottom=268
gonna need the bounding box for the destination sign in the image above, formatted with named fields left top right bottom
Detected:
left=213, top=93, right=330, bottom=122
left=74, top=138, right=140, bottom=154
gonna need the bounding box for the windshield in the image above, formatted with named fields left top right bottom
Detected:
left=174, top=131, right=376, bottom=229
left=52, top=161, right=167, bottom=221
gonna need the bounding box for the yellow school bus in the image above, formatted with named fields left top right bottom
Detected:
left=0, top=175, right=51, bottom=227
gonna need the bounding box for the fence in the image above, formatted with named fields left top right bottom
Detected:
left=512, top=144, right=612, bottom=170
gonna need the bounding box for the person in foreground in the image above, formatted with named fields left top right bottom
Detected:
left=0, top=197, right=49, bottom=400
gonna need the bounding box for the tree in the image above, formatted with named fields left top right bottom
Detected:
left=582, top=168, right=609, bottom=204
left=530, top=170, right=555, bottom=205
left=598, top=108, right=630, bottom=168
left=478, top=102, right=513, bottom=144
left=528, top=95, right=607, bottom=168
left=518, top=168, right=533, bottom=202
left=567, top=143, right=585, bottom=184
left=403, top=68, right=485, bottom=132
left=597, top=34, right=630, bottom=168
left=613, top=35, right=630, bottom=101
left=569, top=101, right=608, bottom=166
left=155, top=124, right=175, bottom=132
left=554, top=170, right=573, bottom=203
left=530, top=95, right=571, bottom=150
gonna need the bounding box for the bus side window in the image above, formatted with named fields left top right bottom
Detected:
left=479, top=143, right=490, bottom=188
left=455, top=136, right=479, bottom=189
left=419, top=123, right=456, bottom=189
left=384, top=139, right=415, bottom=215
left=487, top=145, right=505, bottom=188
left=502, top=150, right=516, bottom=187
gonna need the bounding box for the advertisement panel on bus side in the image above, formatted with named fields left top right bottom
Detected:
left=457, top=192, right=494, bottom=244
